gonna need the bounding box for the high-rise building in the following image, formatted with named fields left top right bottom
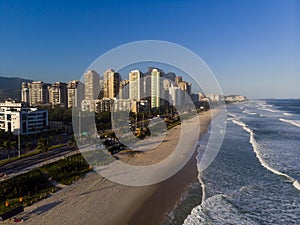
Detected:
left=169, top=84, right=184, bottom=107
left=119, top=79, right=129, bottom=99
left=67, top=80, right=83, bottom=108
left=48, top=82, right=68, bottom=108
left=129, top=70, right=143, bottom=101
left=151, top=68, right=162, bottom=109
left=103, top=69, right=121, bottom=98
left=21, top=82, right=30, bottom=103
left=84, top=70, right=100, bottom=100
left=178, top=81, right=192, bottom=96
left=142, top=75, right=151, bottom=99
left=28, top=81, right=49, bottom=106
left=175, top=76, right=183, bottom=84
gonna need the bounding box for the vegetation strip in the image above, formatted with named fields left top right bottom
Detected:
left=0, top=154, right=91, bottom=216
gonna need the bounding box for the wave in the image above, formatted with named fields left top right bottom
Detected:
left=231, top=119, right=300, bottom=191
left=258, top=107, right=280, bottom=113
left=258, top=103, right=273, bottom=108
left=279, top=118, right=300, bottom=128
left=283, top=113, right=293, bottom=116
left=227, top=112, right=238, bottom=118
left=183, top=194, right=257, bottom=225
left=242, top=110, right=257, bottom=115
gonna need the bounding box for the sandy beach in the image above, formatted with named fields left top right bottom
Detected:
left=2, top=110, right=216, bottom=225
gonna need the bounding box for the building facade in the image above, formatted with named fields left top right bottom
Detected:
left=119, top=79, right=129, bottom=99
left=151, top=69, right=162, bottom=109
left=178, top=81, right=192, bottom=96
left=48, top=82, right=68, bottom=108
left=0, top=100, right=48, bottom=135
left=28, top=81, right=49, bottom=106
left=21, top=82, right=30, bottom=103
left=67, top=80, right=83, bottom=108
left=169, top=84, right=184, bottom=107
left=129, top=70, right=143, bottom=101
left=84, top=70, right=100, bottom=100
left=103, top=69, right=121, bottom=98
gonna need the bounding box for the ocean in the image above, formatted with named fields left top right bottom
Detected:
left=170, top=99, right=300, bottom=224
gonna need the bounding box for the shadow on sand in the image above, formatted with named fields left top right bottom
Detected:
left=28, top=201, right=63, bottom=217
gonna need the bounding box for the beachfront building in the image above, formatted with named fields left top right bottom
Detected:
left=151, top=68, right=162, bottom=109
left=191, top=93, right=206, bottom=103
left=206, top=94, right=224, bottom=102
left=119, top=79, right=129, bottom=99
left=113, top=99, right=132, bottom=112
left=0, top=100, right=48, bottom=135
left=178, top=81, right=192, bottom=96
left=103, top=69, right=121, bottom=98
left=169, top=84, right=184, bottom=107
left=175, top=76, right=183, bottom=84
left=129, top=70, right=143, bottom=101
left=81, top=98, right=115, bottom=113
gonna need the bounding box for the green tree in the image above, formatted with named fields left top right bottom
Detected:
left=36, top=138, right=49, bottom=152
left=25, top=142, right=32, bottom=151
left=68, top=135, right=76, bottom=147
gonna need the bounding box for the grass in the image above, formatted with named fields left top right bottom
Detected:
left=40, top=154, right=91, bottom=185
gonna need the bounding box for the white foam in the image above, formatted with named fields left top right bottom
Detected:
left=279, top=118, right=300, bottom=128
left=231, top=119, right=300, bottom=191
left=198, top=173, right=206, bottom=203
left=242, top=110, right=257, bottom=115
left=258, top=107, right=280, bottom=113
left=283, top=113, right=293, bottom=116
left=183, top=194, right=256, bottom=225
left=293, top=180, right=300, bottom=190
left=227, top=112, right=238, bottom=118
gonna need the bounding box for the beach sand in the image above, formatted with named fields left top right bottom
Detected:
left=2, top=110, right=217, bottom=225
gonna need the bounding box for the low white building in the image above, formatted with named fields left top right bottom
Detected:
left=0, top=100, right=48, bottom=135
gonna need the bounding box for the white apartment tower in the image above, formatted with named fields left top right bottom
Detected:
left=84, top=70, right=100, bottom=100
left=151, top=69, right=161, bottom=109
left=129, top=70, right=143, bottom=101
left=21, top=82, right=30, bottom=103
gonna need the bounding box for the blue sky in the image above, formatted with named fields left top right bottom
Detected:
left=0, top=0, right=299, bottom=99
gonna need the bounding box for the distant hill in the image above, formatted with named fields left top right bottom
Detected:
left=0, top=77, right=32, bottom=102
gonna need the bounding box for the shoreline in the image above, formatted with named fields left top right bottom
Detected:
left=2, top=109, right=217, bottom=225
left=128, top=110, right=215, bottom=225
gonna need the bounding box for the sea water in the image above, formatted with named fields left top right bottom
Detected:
left=182, top=99, right=300, bottom=225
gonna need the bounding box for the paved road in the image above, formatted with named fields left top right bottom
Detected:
left=0, top=146, right=77, bottom=179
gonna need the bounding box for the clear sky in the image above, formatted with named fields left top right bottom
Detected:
left=0, top=0, right=299, bottom=99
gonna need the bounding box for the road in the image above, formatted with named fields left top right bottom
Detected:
left=0, top=146, right=78, bottom=179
